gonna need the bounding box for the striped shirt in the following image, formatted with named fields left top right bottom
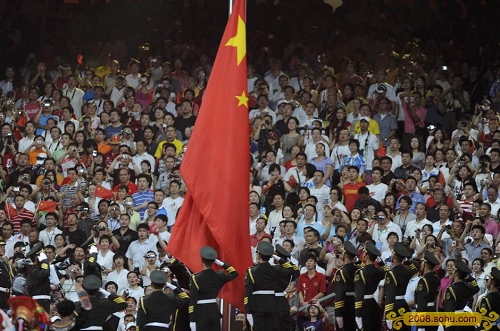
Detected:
left=132, top=190, right=154, bottom=219
left=10, top=209, right=35, bottom=233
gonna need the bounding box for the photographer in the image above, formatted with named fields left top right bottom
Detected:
left=108, top=152, right=140, bottom=184
left=60, top=265, right=84, bottom=302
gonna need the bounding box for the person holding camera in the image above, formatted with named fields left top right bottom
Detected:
left=26, top=135, right=52, bottom=166
left=108, top=151, right=140, bottom=185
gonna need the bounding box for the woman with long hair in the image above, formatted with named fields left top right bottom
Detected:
left=328, top=106, right=351, bottom=143
left=410, top=136, right=426, bottom=169
left=310, top=143, right=334, bottom=186
left=280, top=117, right=304, bottom=162
left=284, top=145, right=301, bottom=170
left=426, top=128, right=447, bottom=154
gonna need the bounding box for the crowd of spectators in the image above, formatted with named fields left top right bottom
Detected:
left=1, top=0, right=500, bottom=330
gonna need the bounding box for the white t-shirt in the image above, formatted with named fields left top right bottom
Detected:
left=309, top=185, right=331, bottom=213
left=404, top=218, right=433, bottom=238
left=366, top=182, right=389, bottom=202
left=162, top=196, right=184, bottom=226
left=39, top=227, right=63, bottom=246
left=330, top=144, right=350, bottom=170
left=354, top=131, right=378, bottom=170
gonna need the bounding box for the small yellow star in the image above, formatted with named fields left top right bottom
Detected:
left=225, top=15, right=246, bottom=66
left=235, top=91, right=248, bottom=108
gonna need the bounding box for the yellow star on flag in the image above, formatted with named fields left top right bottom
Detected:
left=225, top=15, right=246, bottom=66
left=235, top=91, right=248, bottom=108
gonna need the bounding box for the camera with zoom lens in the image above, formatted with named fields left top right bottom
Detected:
left=168, top=174, right=180, bottom=179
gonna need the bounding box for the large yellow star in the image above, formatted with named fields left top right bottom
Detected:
left=235, top=91, right=248, bottom=108
left=225, top=15, right=246, bottom=66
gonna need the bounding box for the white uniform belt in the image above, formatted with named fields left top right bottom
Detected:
left=364, top=294, right=374, bottom=299
left=145, top=322, right=170, bottom=328
left=81, top=327, right=103, bottom=331
left=253, top=290, right=274, bottom=295
left=427, top=302, right=435, bottom=307
left=0, top=287, right=10, bottom=293
left=455, top=310, right=464, bottom=312
left=395, top=295, right=405, bottom=300
left=346, top=292, right=355, bottom=296
left=197, top=299, right=216, bottom=304
left=275, top=293, right=285, bottom=297
left=33, top=295, right=51, bottom=300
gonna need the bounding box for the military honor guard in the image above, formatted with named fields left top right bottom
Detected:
left=189, top=246, right=238, bottom=331
left=354, top=241, right=386, bottom=331
left=245, top=241, right=298, bottom=331
left=0, top=237, right=13, bottom=310
left=384, top=242, right=413, bottom=331
left=136, top=270, right=190, bottom=330
left=273, top=244, right=300, bottom=331
left=26, top=242, right=52, bottom=312
left=476, top=267, right=500, bottom=331
left=443, top=259, right=479, bottom=331
left=334, top=241, right=359, bottom=331
left=415, top=250, right=441, bottom=331
left=79, top=274, right=127, bottom=331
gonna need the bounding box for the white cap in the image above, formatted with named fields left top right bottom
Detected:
left=36, top=153, right=48, bottom=165
left=126, top=322, right=137, bottom=329
left=359, top=116, right=370, bottom=122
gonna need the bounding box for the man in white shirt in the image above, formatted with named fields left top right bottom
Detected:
left=371, top=209, right=402, bottom=253
left=39, top=212, right=62, bottom=246
left=484, top=186, right=500, bottom=220
left=249, top=203, right=260, bottom=235
left=125, top=60, right=142, bottom=89
left=309, top=171, right=331, bottom=214
left=432, top=205, right=453, bottom=239
left=62, top=75, right=84, bottom=118
left=126, top=223, right=158, bottom=270
left=284, top=152, right=308, bottom=188
left=330, top=128, right=351, bottom=171
left=354, top=118, right=379, bottom=172
left=266, top=194, right=285, bottom=237
left=366, top=69, right=397, bottom=101
left=161, top=181, right=184, bottom=229
left=366, top=167, right=389, bottom=202
left=132, top=140, right=156, bottom=173
left=403, top=202, right=433, bottom=240
left=386, top=137, right=403, bottom=171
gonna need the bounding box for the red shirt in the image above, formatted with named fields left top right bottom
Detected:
left=249, top=232, right=271, bottom=248
left=9, top=209, right=35, bottom=233
left=113, top=181, right=138, bottom=195
left=297, top=270, right=327, bottom=303
left=342, top=182, right=366, bottom=212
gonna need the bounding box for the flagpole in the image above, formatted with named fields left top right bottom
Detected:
left=229, top=0, right=233, bottom=15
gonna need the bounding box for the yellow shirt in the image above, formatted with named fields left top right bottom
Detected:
left=354, top=119, right=380, bottom=135
left=155, top=139, right=183, bottom=158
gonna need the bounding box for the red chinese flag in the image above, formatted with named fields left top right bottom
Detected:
left=60, top=175, right=75, bottom=186
left=94, top=185, right=114, bottom=199
left=5, top=204, right=17, bottom=219
left=167, top=0, right=251, bottom=311
left=38, top=201, right=58, bottom=213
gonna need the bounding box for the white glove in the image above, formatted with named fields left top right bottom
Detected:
left=165, top=282, right=177, bottom=290
left=99, top=288, right=111, bottom=298
left=89, top=245, right=98, bottom=254
left=355, top=317, right=363, bottom=329
left=246, top=314, right=254, bottom=327
left=272, top=254, right=281, bottom=261
left=336, top=317, right=344, bottom=329
left=417, top=328, right=425, bottom=331
left=386, top=319, right=393, bottom=329
left=189, top=322, right=196, bottom=331
left=38, top=252, right=47, bottom=261
left=214, top=259, right=224, bottom=266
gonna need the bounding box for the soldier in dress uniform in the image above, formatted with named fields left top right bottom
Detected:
left=79, top=274, right=127, bottom=331
left=415, top=250, right=441, bottom=331
left=334, top=241, right=359, bottom=331
left=354, top=241, right=386, bottom=331
left=189, top=246, right=238, bottom=331
left=26, top=242, right=52, bottom=312
left=163, top=258, right=192, bottom=331
left=443, top=258, right=479, bottom=331
left=245, top=241, right=297, bottom=331
left=137, top=270, right=190, bottom=330
left=476, top=267, right=500, bottom=331
left=0, top=237, right=13, bottom=310
left=273, top=244, right=300, bottom=331
left=384, top=242, right=413, bottom=331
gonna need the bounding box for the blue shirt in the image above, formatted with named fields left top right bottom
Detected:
left=395, top=192, right=425, bottom=213
left=37, top=114, right=59, bottom=136
left=132, top=190, right=155, bottom=219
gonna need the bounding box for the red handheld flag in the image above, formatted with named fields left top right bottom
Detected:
left=5, top=204, right=17, bottom=220
left=94, top=185, right=114, bottom=199
left=38, top=201, right=58, bottom=213
left=60, top=175, right=75, bottom=186
left=167, top=0, right=252, bottom=311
